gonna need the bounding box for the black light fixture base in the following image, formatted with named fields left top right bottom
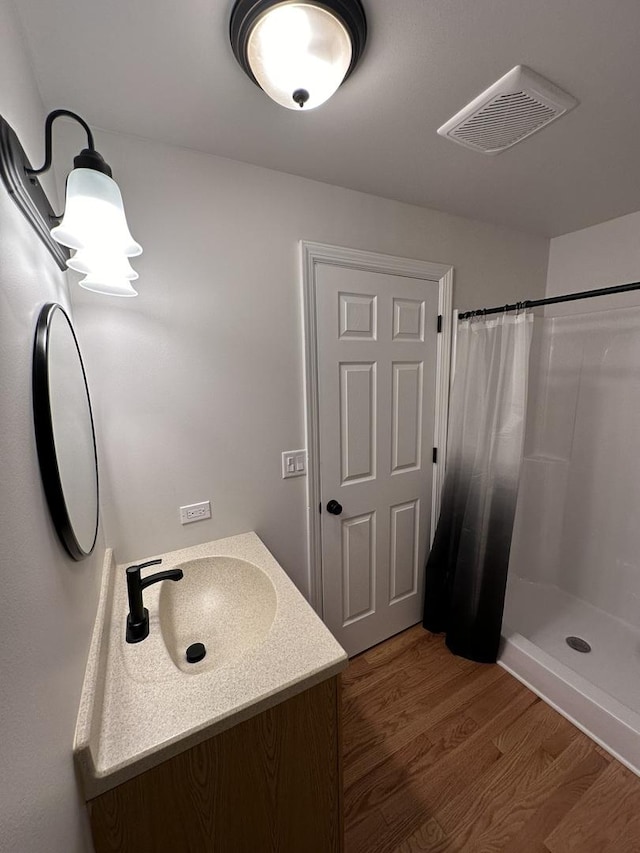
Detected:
left=292, top=88, right=310, bottom=108
left=73, top=147, right=112, bottom=177
left=0, top=114, right=69, bottom=270
left=230, top=0, right=367, bottom=88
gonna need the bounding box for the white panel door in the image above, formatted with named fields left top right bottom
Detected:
left=316, top=264, right=439, bottom=656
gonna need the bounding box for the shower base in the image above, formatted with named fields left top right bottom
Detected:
left=500, top=576, right=640, bottom=776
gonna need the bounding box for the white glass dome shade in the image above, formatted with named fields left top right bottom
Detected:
left=51, top=168, right=142, bottom=256
left=247, top=3, right=353, bottom=110
left=78, top=275, right=139, bottom=298
left=67, top=248, right=139, bottom=280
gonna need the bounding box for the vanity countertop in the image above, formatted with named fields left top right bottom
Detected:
left=74, top=532, right=347, bottom=799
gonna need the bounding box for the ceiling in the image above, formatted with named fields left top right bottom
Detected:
left=14, top=0, right=640, bottom=237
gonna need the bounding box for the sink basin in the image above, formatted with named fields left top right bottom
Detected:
left=74, top=533, right=348, bottom=799
left=159, top=555, right=277, bottom=673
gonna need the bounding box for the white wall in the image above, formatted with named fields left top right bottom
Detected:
left=0, top=2, right=102, bottom=851
left=61, top=126, right=549, bottom=597
left=546, top=210, right=640, bottom=312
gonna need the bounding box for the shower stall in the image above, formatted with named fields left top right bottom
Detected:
left=500, top=303, right=640, bottom=774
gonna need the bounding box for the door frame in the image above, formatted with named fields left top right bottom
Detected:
left=301, top=241, right=454, bottom=615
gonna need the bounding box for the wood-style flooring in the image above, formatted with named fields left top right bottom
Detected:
left=342, top=625, right=640, bottom=853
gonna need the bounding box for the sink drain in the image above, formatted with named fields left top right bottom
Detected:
left=566, top=636, right=591, bottom=653
left=186, top=642, right=207, bottom=663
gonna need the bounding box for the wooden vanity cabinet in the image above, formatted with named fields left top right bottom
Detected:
left=88, top=676, right=343, bottom=853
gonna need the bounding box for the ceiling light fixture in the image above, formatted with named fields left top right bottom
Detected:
left=230, top=0, right=367, bottom=111
left=0, top=109, right=141, bottom=297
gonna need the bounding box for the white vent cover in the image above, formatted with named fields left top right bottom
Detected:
left=438, top=65, right=578, bottom=154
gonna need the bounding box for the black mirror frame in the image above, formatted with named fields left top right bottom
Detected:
left=33, top=302, right=99, bottom=561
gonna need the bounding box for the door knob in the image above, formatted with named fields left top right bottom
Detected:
left=326, top=500, right=343, bottom=515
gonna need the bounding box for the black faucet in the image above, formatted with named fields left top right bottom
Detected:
left=125, top=558, right=184, bottom=643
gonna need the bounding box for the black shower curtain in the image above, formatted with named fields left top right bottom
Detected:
left=423, top=311, right=533, bottom=663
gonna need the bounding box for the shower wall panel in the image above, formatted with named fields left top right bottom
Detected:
left=510, top=306, right=640, bottom=629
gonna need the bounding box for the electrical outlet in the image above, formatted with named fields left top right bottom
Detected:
left=179, top=500, right=211, bottom=525
left=281, top=449, right=306, bottom=479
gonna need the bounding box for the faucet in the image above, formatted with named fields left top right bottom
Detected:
left=125, top=558, right=183, bottom=643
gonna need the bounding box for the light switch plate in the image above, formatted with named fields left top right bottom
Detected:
left=282, top=449, right=306, bottom=479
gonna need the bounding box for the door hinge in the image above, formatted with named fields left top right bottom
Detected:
left=437, top=314, right=443, bottom=333
left=319, top=502, right=322, bottom=514
left=432, top=447, right=438, bottom=464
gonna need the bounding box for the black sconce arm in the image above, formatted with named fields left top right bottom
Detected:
left=0, top=108, right=109, bottom=269
left=25, top=109, right=111, bottom=178
left=26, top=109, right=94, bottom=175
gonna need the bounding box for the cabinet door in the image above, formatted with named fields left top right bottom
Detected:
left=89, top=677, right=342, bottom=853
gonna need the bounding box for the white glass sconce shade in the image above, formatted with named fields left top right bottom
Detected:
left=67, top=248, right=139, bottom=280
left=70, top=246, right=140, bottom=297
left=78, top=275, right=139, bottom=298
left=247, top=3, right=352, bottom=110
left=51, top=169, right=142, bottom=256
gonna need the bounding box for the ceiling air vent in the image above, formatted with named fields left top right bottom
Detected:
left=437, top=65, right=578, bottom=155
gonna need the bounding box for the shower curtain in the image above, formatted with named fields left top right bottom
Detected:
left=424, top=311, right=533, bottom=662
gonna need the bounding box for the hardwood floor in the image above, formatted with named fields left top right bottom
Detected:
left=342, top=625, right=640, bottom=852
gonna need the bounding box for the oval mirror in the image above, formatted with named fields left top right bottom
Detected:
left=33, top=303, right=99, bottom=560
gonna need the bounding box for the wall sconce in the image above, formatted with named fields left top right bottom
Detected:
left=0, top=109, right=141, bottom=297
left=230, top=0, right=367, bottom=110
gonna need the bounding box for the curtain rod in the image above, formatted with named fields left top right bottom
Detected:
left=458, top=280, right=640, bottom=320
